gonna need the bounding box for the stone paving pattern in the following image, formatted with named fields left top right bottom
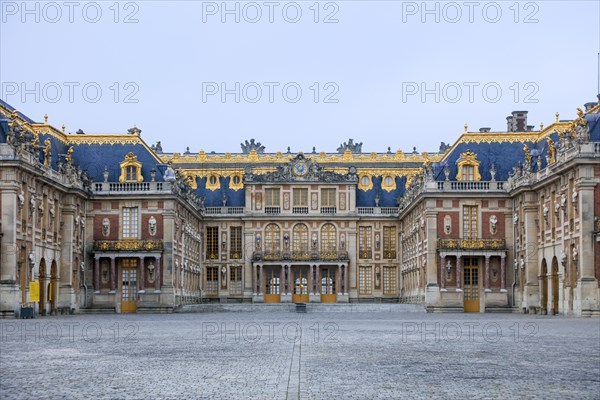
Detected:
left=1, top=312, right=599, bottom=399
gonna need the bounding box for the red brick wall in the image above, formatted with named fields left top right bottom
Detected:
left=481, top=212, right=504, bottom=239
left=141, top=214, right=163, bottom=239
left=437, top=212, right=459, bottom=238
left=93, top=215, right=119, bottom=240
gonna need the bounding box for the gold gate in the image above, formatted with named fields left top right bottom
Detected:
left=121, top=259, right=138, bottom=313
left=293, top=268, right=309, bottom=303
left=264, top=267, right=280, bottom=303
left=320, top=268, right=336, bottom=303
left=463, top=257, right=480, bottom=312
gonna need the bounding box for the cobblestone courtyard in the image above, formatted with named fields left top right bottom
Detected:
left=1, top=311, right=599, bottom=399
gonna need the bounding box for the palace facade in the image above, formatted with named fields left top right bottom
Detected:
left=1, top=99, right=599, bottom=317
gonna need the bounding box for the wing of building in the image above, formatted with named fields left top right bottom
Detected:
left=1, top=99, right=599, bottom=317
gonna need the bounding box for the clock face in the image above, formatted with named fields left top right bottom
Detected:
left=293, top=162, right=308, bottom=176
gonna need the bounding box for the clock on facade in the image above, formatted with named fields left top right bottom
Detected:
left=293, top=161, right=308, bottom=176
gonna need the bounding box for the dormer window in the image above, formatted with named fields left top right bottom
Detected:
left=119, top=152, right=143, bottom=182
left=455, top=150, right=481, bottom=182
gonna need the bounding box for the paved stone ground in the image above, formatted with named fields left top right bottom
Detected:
left=1, top=312, right=599, bottom=399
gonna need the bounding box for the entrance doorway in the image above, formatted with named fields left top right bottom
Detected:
left=551, top=257, right=559, bottom=314
left=121, top=259, right=138, bottom=313
left=463, top=257, right=480, bottom=312
left=293, top=267, right=309, bottom=303
left=320, top=267, right=336, bottom=303
left=264, top=267, right=281, bottom=303
left=540, top=260, right=548, bottom=313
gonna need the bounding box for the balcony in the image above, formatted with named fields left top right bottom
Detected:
left=264, top=206, right=281, bottom=215
left=434, top=181, right=505, bottom=191
left=205, top=207, right=245, bottom=215
left=357, top=207, right=399, bottom=216
left=94, top=239, right=164, bottom=252
left=383, top=250, right=397, bottom=259
left=252, top=250, right=349, bottom=262
left=93, top=181, right=170, bottom=194
left=437, top=238, right=506, bottom=251
left=292, top=206, right=309, bottom=214
left=320, top=207, right=337, bottom=214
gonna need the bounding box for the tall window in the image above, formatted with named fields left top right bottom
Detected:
left=230, top=226, right=242, bottom=259
left=359, top=226, right=372, bottom=259
left=383, top=266, right=397, bottom=295
left=122, top=207, right=139, bottom=238
left=265, top=188, right=280, bottom=207
left=293, top=188, right=308, bottom=207
left=461, top=165, right=475, bottom=181
left=126, top=166, right=138, bottom=181
left=462, top=206, right=478, bottom=239
left=320, top=223, right=337, bottom=256
left=359, top=266, right=372, bottom=295
left=292, top=223, right=309, bottom=258
left=264, top=224, right=280, bottom=256
left=229, top=266, right=242, bottom=295
left=321, top=188, right=336, bottom=207
left=383, top=226, right=396, bottom=259
left=206, top=266, right=218, bottom=294
left=206, top=226, right=219, bottom=259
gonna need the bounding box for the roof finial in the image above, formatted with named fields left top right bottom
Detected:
left=540, top=122, right=544, bottom=131
left=555, top=112, right=559, bottom=122
left=464, top=123, right=468, bottom=133
left=61, top=124, right=65, bottom=133
left=44, top=114, right=48, bottom=124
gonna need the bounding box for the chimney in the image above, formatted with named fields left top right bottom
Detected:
left=512, top=111, right=528, bottom=132
left=479, top=127, right=491, bottom=133
left=506, top=116, right=514, bottom=132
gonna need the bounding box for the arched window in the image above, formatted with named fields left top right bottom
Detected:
left=264, top=224, right=280, bottom=257
left=119, top=152, right=143, bottom=182
left=455, top=150, right=481, bottom=182
left=292, top=223, right=309, bottom=258
left=320, top=223, right=336, bottom=257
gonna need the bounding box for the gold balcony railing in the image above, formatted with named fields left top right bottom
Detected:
left=437, top=238, right=506, bottom=251
left=383, top=250, right=397, bottom=259
left=94, top=239, right=164, bottom=252
left=253, top=250, right=349, bottom=262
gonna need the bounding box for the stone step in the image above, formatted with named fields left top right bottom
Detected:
left=77, top=307, right=116, bottom=314
left=178, top=303, right=425, bottom=313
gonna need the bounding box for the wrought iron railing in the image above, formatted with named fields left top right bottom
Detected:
left=252, top=250, right=349, bottom=261
left=437, top=238, right=506, bottom=250
left=383, top=250, right=397, bottom=259
left=264, top=206, right=281, bottom=214
left=292, top=206, right=309, bottom=214
left=94, top=239, right=164, bottom=251
left=320, top=207, right=337, bottom=214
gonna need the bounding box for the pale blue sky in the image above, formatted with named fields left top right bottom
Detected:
left=1, top=0, right=598, bottom=154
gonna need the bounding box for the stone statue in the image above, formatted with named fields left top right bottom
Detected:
left=337, top=139, right=363, bottom=154
left=148, top=216, right=157, bottom=236
left=241, top=139, right=265, bottom=154
left=489, top=215, right=498, bottom=235
left=102, top=218, right=110, bottom=237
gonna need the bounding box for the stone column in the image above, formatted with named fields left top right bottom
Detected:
left=344, top=264, right=349, bottom=295
left=281, top=265, right=286, bottom=294
left=139, top=257, right=145, bottom=292
left=440, top=255, right=446, bottom=290
left=109, top=257, right=116, bottom=293
left=575, top=180, right=599, bottom=315
left=258, top=265, right=263, bottom=295
left=484, top=255, right=491, bottom=292
left=94, top=257, right=100, bottom=292
left=500, top=255, right=506, bottom=292
left=336, top=266, right=342, bottom=295
left=456, top=256, right=462, bottom=291
left=155, top=257, right=161, bottom=292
